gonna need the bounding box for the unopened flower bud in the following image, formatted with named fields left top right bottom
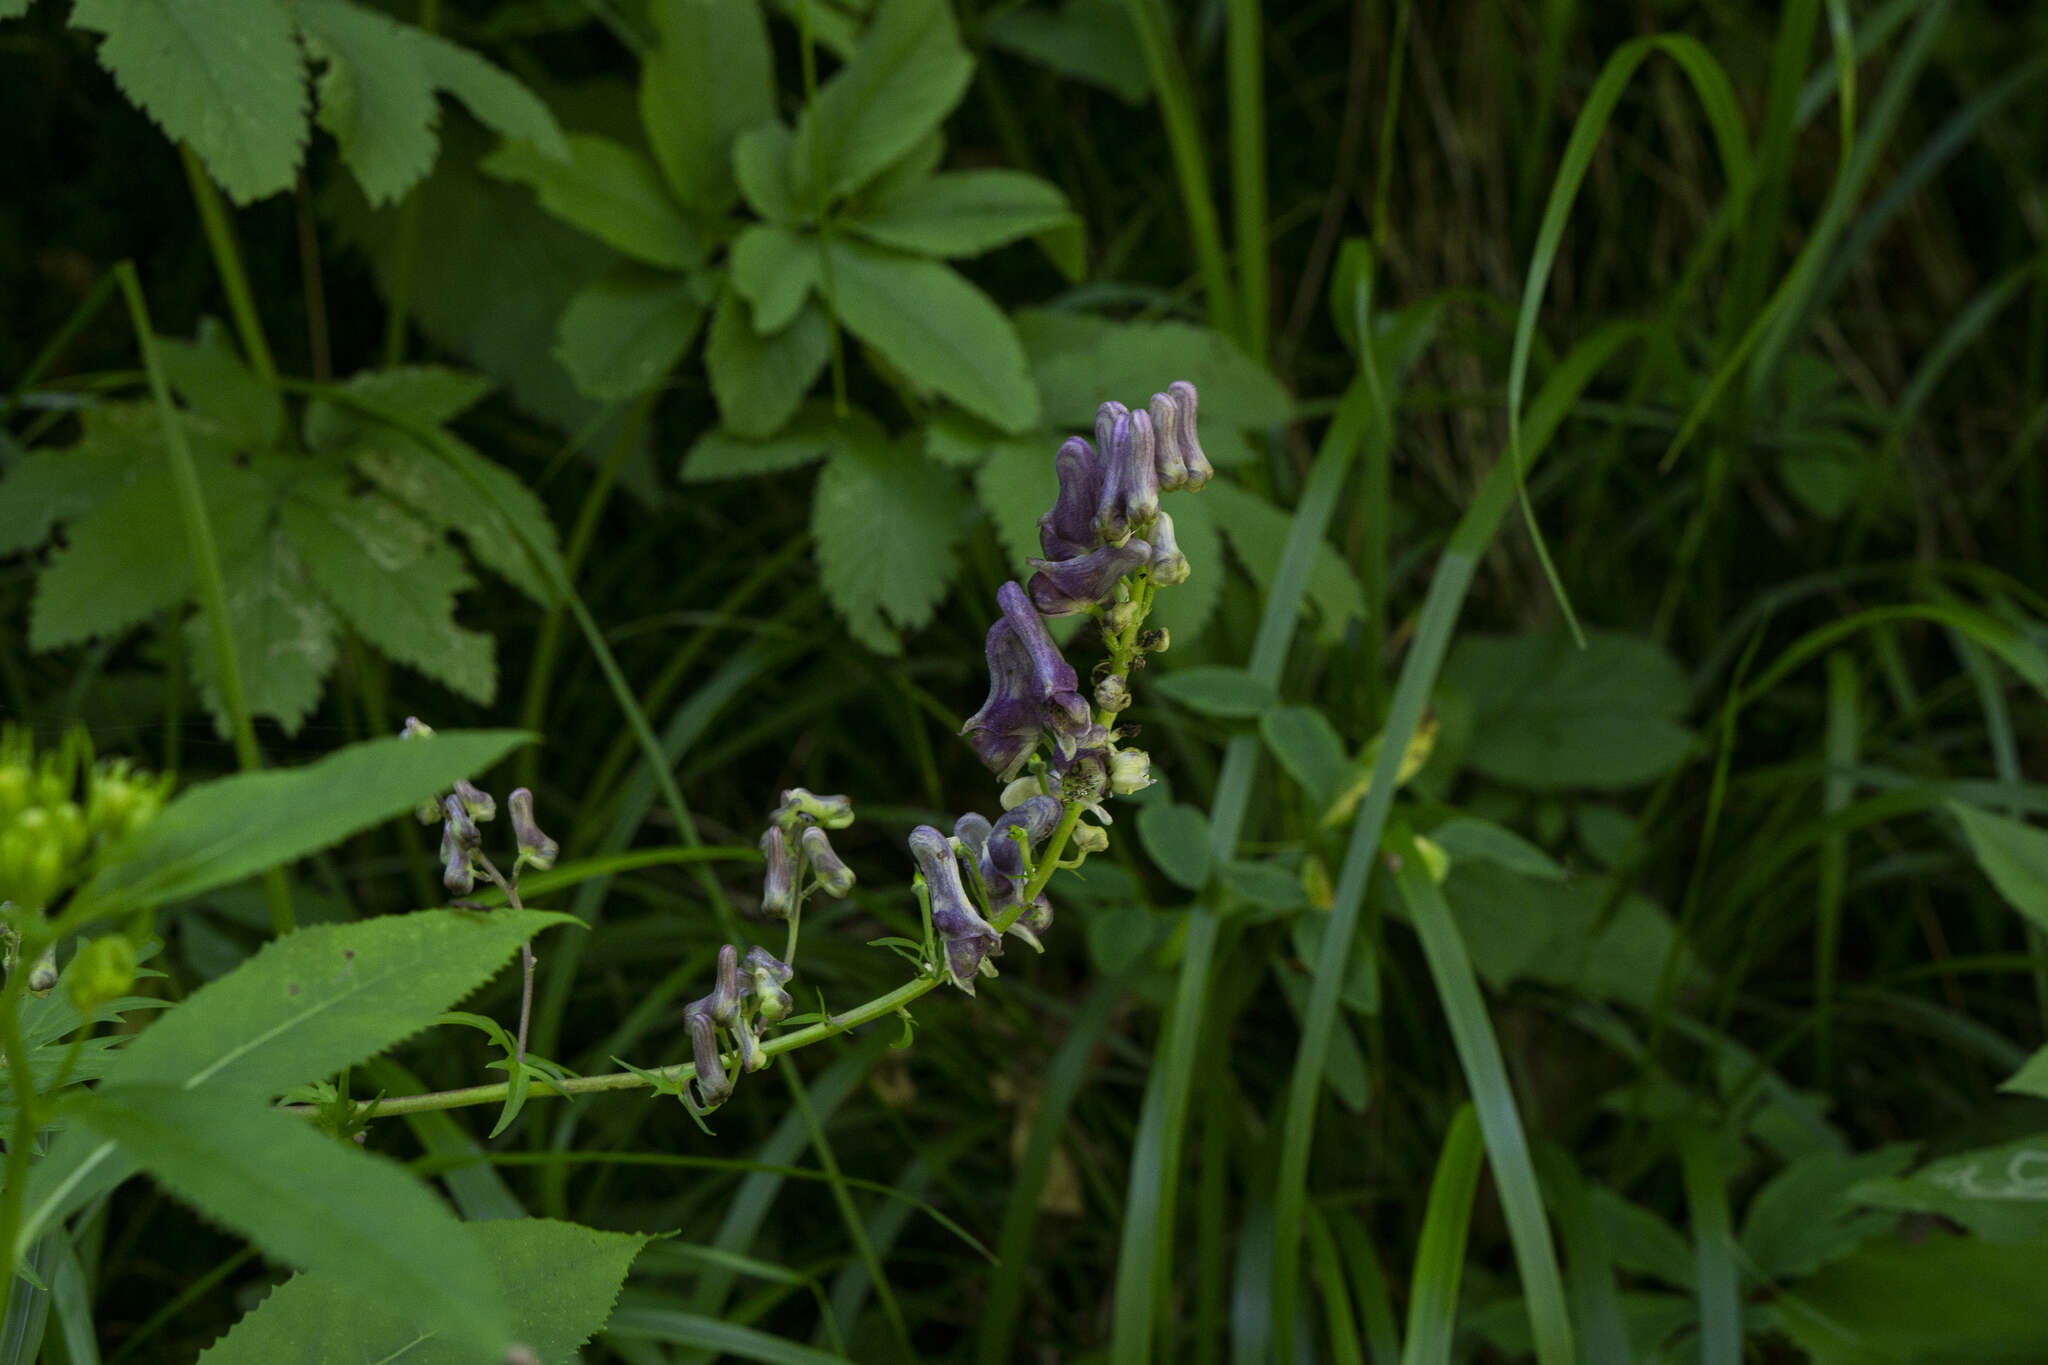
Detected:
left=731, top=1013, right=765, bottom=1073
left=1109, top=749, right=1153, bottom=796
left=703, top=943, right=744, bottom=1026
left=999, top=777, right=1043, bottom=810
left=777, top=788, right=855, bottom=830
left=685, top=1009, right=730, bottom=1109
left=508, top=788, right=558, bottom=872
left=801, top=825, right=855, bottom=897
left=67, top=934, right=136, bottom=1013
left=1146, top=510, right=1190, bottom=585
left=1415, top=834, right=1451, bottom=885
left=1138, top=628, right=1170, bottom=653
left=1149, top=381, right=1212, bottom=491
left=27, top=943, right=58, bottom=996
left=1121, top=407, right=1162, bottom=527
left=453, top=779, right=496, bottom=824
left=1072, top=821, right=1109, bottom=854
left=1092, top=402, right=1134, bottom=546
left=1094, top=674, right=1132, bottom=713
left=1101, top=599, right=1140, bottom=640
left=743, top=945, right=794, bottom=1022
left=399, top=717, right=436, bottom=740
left=440, top=823, right=475, bottom=896
left=759, top=825, right=796, bottom=919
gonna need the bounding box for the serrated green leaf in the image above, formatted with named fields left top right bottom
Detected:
left=297, top=0, right=436, bottom=207
left=970, top=432, right=1060, bottom=570
left=1260, top=705, right=1351, bottom=811
left=77, top=1087, right=508, bottom=1351
left=71, top=0, right=308, bottom=204
left=304, top=365, right=494, bottom=451
left=0, top=448, right=112, bottom=556
left=351, top=432, right=562, bottom=605
left=194, top=1218, right=651, bottom=1364
left=705, top=291, right=831, bottom=439
left=1779, top=1234, right=2048, bottom=1363
left=827, top=239, right=1039, bottom=431
left=185, top=525, right=338, bottom=738
left=1151, top=665, right=1277, bottom=718
left=157, top=327, right=284, bottom=447
left=15, top=907, right=566, bottom=1265
left=1952, top=802, right=2048, bottom=934
left=1017, top=311, right=1291, bottom=431
left=1740, top=1144, right=1916, bottom=1281
left=75, top=731, right=531, bottom=921
left=982, top=0, right=1149, bottom=102
left=554, top=267, right=706, bottom=401
left=1849, top=1136, right=2048, bottom=1245
left=1136, top=801, right=1212, bottom=891
left=845, top=169, right=1077, bottom=257
left=1440, top=631, right=1695, bottom=790
left=412, top=22, right=565, bottom=160
left=30, top=449, right=268, bottom=653
left=484, top=133, right=703, bottom=269
left=790, top=0, right=973, bottom=203
left=282, top=478, right=494, bottom=703
left=1442, top=862, right=1698, bottom=1011
left=813, top=436, right=966, bottom=653
left=642, top=0, right=773, bottom=212
left=680, top=402, right=884, bottom=483
left=2000, top=1043, right=2048, bottom=1098
left=1200, top=479, right=1363, bottom=646
left=730, top=225, right=820, bottom=334
left=732, top=119, right=797, bottom=223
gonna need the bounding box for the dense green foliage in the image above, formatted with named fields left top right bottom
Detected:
left=3, top=0, right=2048, bottom=1360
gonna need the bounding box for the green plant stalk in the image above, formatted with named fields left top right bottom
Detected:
left=380, top=0, right=442, bottom=367
left=179, top=148, right=278, bottom=384
left=1225, top=0, right=1268, bottom=361
left=798, top=0, right=849, bottom=414
left=1122, top=0, right=1240, bottom=342
left=337, top=972, right=943, bottom=1122
left=117, top=263, right=294, bottom=935
left=0, top=954, right=39, bottom=1289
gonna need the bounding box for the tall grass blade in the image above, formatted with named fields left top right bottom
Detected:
left=1398, top=1104, right=1482, bottom=1365
left=1679, top=1126, right=1741, bottom=1365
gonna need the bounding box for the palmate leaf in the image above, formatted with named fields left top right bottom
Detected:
left=13, top=906, right=569, bottom=1259
left=303, top=365, right=495, bottom=451
left=196, top=1219, right=652, bottom=1365
left=185, top=523, right=339, bottom=739
left=75, top=1087, right=509, bottom=1352
left=641, top=0, right=774, bottom=214
left=827, top=239, right=1038, bottom=432
left=485, top=134, right=705, bottom=271
left=704, top=291, right=832, bottom=439
left=789, top=0, right=974, bottom=204
left=813, top=435, right=968, bottom=653
left=554, top=268, right=708, bottom=401
left=351, top=429, right=563, bottom=605
left=680, top=401, right=885, bottom=483
left=281, top=475, right=495, bottom=703
left=844, top=169, right=1078, bottom=258
left=156, top=327, right=286, bottom=447
left=1199, top=479, right=1362, bottom=647
left=70, top=0, right=309, bottom=204
left=730, top=225, right=820, bottom=334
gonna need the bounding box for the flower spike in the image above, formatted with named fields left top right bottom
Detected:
left=910, top=825, right=1000, bottom=994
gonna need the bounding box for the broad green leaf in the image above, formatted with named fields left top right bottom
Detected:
left=76, top=1087, right=508, bottom=1351
left=1429, top=816, right=1566, bottom=882
left=982, top=0, right=1150, bottom=102
left=1440, top=631, right=1695, bottom=790
left=297, top=0, right=436, bottom=207
left=1151, top=665, right=1277, bottom=718
left=970, top=432, right=1062, bottom=569
left=1222, top=859, right=1309, bottom=911
left=411, top=20, right=565, bottom=159
left=813, top=435, right=967, bottom=653
left=1136, top=802, right=1212, bottom=891
left=1780, top=1234, right=2048, bottom=1363
left=1951, top=802, right=2048, bottom=934
left=351, top=431, right=563, bottom=604
left=607, top=1306, right=856, bottom=1363
left=1259, top=705, right=1350, bottom=812
left=1999, top=1044, right=2048, bottom=1098
left=555, top=268, right=707, bottom=401
left=14, top=908, right=567, bottom=1258
left=184, top=524, right=339, bottom=738
left=680, top=402, right=885, bottom=482
left=730, top=225, right=820, bottom=334
left=157, top=328, right=285, bottom=447
left=71, top=0, right=309, bottom=204
left=194, top=1218, right=651, bottom=1364
left=641, top=0, right=773, bottom=212
left=1849, top=1135, right=2048, bottom=1244
left=282, top=477, right=494, bottom=703
left=844, top=169, right=1077, bottom=257
left=1441, top=862, right=1699, bottom=1011
left=705, top=291, right=832, bottom=439
left=29, top=449, right=267, bottom=652
left=1017, top=310, right=1291, bottom=432
left=484, top=133, right=704, bottom=270
left=789, top=0, right=973, bottom=203
left=1740, top=1144, right=1916, bottom=1280
left=827, top=239, right=1039, bottom=432
left=0, top=447, right=123, bottom=556
left=732, top=119, right=797, bottom=223
left=74, top=731, right=530, bottom=920
left=303, top=366, right=494, bottom=451
left=1200, top=479, right=1363, bottom=646
left=1087, top=906, right=1159, bottom=976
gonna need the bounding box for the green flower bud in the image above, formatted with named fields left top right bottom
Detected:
left=1109, top=749, right=1153, bottom=796
left=1072, top=821, right=1109, bottom=855
left=1094, top=674, right=1132, bottom=713
left=776, top=788, right=856, bottom=830
left=26, top=943, right=58, bottom=996
left=0, top=765, right=30, bottom=823
left=1, top=812, right=66, bottom=910
left=67, top=935, right=136, bottom=1013
left=453, top=779, right=497, bottom=824
left=508, top=789, right=558, bottom=872
left=999, top=776, right=1044, bottom=810
left=1138, top=627, right=1170, bottom=653
left=800, top=825, right=856, bottom=897
left=50, top=802, right=88, bottom=863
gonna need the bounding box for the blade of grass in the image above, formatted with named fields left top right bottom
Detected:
left=1678, top=1126, right=1741, bottom=1365
left=1814, top=651, right=1861, bottom=1085
left=1225, top=0, right=1267, bottom=360
left=1305, top=1205, right=1367, bottom=1365
left=1398, top=1104, right=1482, bottom=1365
left=977, top=981, right=1122, bottom=1365
left=179, top=148, right=278, bottom=384
left=1506, top=34, right=1752, bottom=645
left=1330, top=1209, right=1401, bottom=1365
left=1390, top=832, right=1573, bottom=1364
left=1534, top=1144, right=1630, bottom=1365
left=1266, top=322, right=1639, bottom=1362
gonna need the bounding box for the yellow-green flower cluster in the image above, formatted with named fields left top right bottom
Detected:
left=0, top=727, right=170, bottom=913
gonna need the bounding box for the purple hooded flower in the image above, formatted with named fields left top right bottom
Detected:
left=743, top=945, right=794, bottom=1021
left=509, top=788, right=558, bottom=871
left=759, top=825, right=796, bottom=919
left=1147, top=509, right=1190, bottom=585
left=1026, top=539, right=1152, bottom=617
left=1149, top=381, right=1212, bottom=491
left=1121, top=407, right=1162, bottom=527
left=684, top=1009, right=731, bottom=1108
left=1008, top=893, right=1055, bottom=951
left=910, top=825, right=1001, bottom=994
left=1090, top=402, right=1135, bottom=546
left=1039, top=436, right=1104, bottom=560
left=961, top=582, right=1093, bottom=778
left=980, top=795, right=1063, bottom=911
